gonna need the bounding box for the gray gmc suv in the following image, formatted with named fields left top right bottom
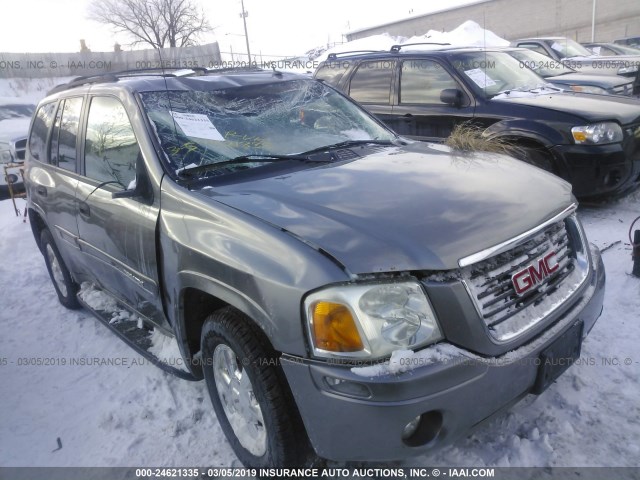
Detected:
left=25, top=68, right=605, bottom=468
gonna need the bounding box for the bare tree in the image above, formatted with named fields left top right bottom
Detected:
left=88, top=0, right=211, bottom=49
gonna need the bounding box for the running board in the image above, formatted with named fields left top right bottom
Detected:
left=76, top=283, right=197, bottom=381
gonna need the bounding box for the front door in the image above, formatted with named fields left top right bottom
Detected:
left=75, top=95, right=165, bottom=327
left=391, top=59, right=476, bottom=142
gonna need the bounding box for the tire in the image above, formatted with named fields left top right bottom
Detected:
left=201, top=307, right=311, bottom=468
left=40, top=229, right=81, bottom=309
left=519, top=146, right=556, bottom=173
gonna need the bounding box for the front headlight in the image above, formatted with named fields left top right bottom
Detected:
left=305, top=280, right=443, bottom=360
left=569, top=85, right=610, bottom=95
left=571, top=122, right=623, bottom=145
left=0, top=144, right=13, bottom=163
left=618, top=65, right=639, bottom=75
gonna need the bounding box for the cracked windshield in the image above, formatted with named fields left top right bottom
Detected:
left=140, top=79, right=394, bottom=177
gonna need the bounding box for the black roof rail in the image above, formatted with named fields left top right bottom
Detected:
left=326, top=50, right=384, bottom=60
left=47, top=74, right=119, bottom=95
left=390, top=42, right=451, bottom=52
left=110, top=66, right=209, bottom=76
left=206, top=65, right=265, bottom=73
left=46, top=67, right=209, bottom=95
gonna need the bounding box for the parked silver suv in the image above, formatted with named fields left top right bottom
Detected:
left=25, top=68, right=605, bottom=467
left=0, top=98, right=34, bottom=191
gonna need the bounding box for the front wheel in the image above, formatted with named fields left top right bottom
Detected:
left=518, top=146, right=556, bottom=173
left=40, top=228, right=80, bottom=309
left=201, top=307, right=311, bottom=468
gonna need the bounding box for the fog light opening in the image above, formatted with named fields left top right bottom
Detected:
left=323, top=376, right=371, bottom=398
left=603, top=169, right=621, bottom=187
left=402, top=411, right=443, bottom=447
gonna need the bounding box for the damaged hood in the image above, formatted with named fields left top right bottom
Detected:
left=200, top=143, right=573, bottom=273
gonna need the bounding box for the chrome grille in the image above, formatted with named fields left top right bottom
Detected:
left=13, top=138, right=27, bottom=161
left=461, top=215, right=589, bottom=341
left=612, top=83, right=633, bottom=96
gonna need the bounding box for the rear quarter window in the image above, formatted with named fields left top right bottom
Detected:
left=315, top=62, right=350, bottom=86
left=28, top=102, right=57, bottom=161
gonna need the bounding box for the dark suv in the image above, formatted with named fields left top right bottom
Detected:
left=314, top=46, right=640, bottom=198
left=26, top=68, right=604, bottom=468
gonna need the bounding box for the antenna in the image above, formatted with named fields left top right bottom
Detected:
left=156, top=45, right=183, bottom=171
left=483, top=10, right=488, bottom=98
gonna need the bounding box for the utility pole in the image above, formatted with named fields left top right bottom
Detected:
left=240, top=0, right=251, bottom=63
left=591, top=0, right=597, bottom=42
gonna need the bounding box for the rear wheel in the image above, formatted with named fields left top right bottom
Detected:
left=201, top=307, right=311, bottom=468
left=40, top=229, right=80, bottom=309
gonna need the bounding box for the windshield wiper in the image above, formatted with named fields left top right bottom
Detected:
left=177, top=154, right=324, bottom=178
left=299, top=139, right=394, bottom=156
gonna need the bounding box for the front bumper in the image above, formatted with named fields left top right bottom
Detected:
left=551, top=140, right=640, bottom=198
left=282, top=248, right=605, bottom=461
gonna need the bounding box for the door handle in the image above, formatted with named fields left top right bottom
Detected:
left=78, top=202, right=90, bottom=216
left=402, top=113, right=413, bottom=123
left=36, top=185, right=47, bottom=197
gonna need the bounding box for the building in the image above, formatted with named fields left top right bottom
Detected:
left=346, top=0, right=640, bottom=44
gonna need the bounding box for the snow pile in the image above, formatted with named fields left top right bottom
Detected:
left=404, top=20, right=510, bottom=48
left=78, top=283, right=189, bottom=372
left=78, top=282, right=119, bottom=315
left=314, top=33, right=404, bottom=63
left=148, top=329, right=190, bottom=373
left=313, top=21, right=509, bottom=63
left=78, top=282, right=142, bottom=326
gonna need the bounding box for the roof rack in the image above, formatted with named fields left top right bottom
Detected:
left=326, top=50, right=384, bottom=60
left=48, top=74, right=118, bottom=95
left=205, top=65, right=266, bottom=73
left=46, top=67, right=208, bottom=95
left=390, top=42, right=451, bottom=52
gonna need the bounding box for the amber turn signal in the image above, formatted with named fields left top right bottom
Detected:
left=572, top=131, right=587, bottom=142
left=312, top=302, right=364, bottom=352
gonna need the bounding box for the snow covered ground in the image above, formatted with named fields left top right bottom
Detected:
left=0, top=77, right=75, bottom=105
left=0, top=190, right=639, bottom=470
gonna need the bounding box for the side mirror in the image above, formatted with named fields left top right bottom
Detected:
left=112, top=152, right=153, bottom=203
left=440, top=88, right=464, bottom=108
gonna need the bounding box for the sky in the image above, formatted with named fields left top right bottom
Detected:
left=0, top=0, right=479, bottom=58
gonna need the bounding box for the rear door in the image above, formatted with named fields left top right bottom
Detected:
left=28, top=98, right=84, bottom=274
left=74, top=94, right=165, bottom=327
left=344, top=59, right=397, bottom=126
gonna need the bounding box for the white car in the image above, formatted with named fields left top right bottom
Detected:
left=0, top=98, right=35, bottom=190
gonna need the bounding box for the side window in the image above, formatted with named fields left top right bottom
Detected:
left=49, top=97, right=82, bottom=171
left=84, top=96, right=139, bottom=188
left=400, top=60, right=459, bottom=104
left=28, top=102, right=57, bottom=161
left=315, top=62, right=350, bottom=85
left=348, top=60, right=394, bottom=104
